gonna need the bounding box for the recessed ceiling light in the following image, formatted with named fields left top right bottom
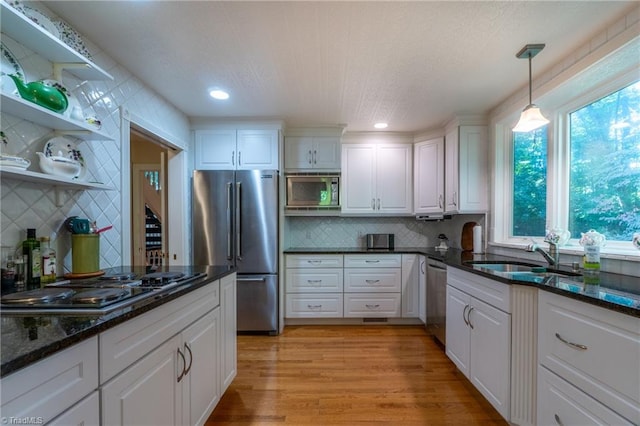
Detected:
left=374, top=122, right=388, bottom=129
left=209, top=89, right=230, bottom=100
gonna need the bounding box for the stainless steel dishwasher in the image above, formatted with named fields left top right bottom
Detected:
left=426, top=257, right=447, bottom=347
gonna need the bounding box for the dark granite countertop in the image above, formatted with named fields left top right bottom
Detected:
left=284, top=247, right=640, bottom=318
left=0, top=265, right=235, bottom=377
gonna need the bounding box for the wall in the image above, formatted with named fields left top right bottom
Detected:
left=285, top=214, right=486, bottom=251
left=0, top=2, right=190, bottom=273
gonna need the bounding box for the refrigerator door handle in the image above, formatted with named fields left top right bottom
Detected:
left=226, top=182, right=232, bottom=260
left=236, top=181, right=242, bottom=260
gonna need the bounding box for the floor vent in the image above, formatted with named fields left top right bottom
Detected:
left=363, top=318, right=388, bottom=323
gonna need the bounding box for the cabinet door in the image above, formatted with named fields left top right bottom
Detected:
left=376, top=144, right=413, bottom=214
left=341, top=144, right=376, bottom=214
left=236, top=129, right=279, bottom=170
left=49, top=391, right=99, bottom=426
left=220, top=273, right=237, bottom=393
left=195, top=129, right=237, bottom=170
left=457, top=126, right=488, bottom=212
left=445, top=284, right=470, bottom=376
left=284, top=136, right=314, bottom=169
left=468, top=297, right=511, bottom=420
left=444, top=127, right=459, bottom=213
left=182, top=309, right=221, bottom=426
left=414, top=138, right=444, bottom=214
left=312, top=137, right=341, bottom=169
left=102, top=335, right=182, bottom=426
left=401, top=254, right=420, bottom=318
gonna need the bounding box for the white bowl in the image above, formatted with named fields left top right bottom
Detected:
left=40, top=155, right=82, bottom=178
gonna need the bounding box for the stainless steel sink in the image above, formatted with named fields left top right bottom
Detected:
left=465, top=261, right=582, bottom=283
left=465, top=261, right=541, bottom=272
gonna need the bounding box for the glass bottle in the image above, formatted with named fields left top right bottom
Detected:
left=1, top=254, right=16, bottom=294
left=14, top=255, right=25, bottom=292
left=22, top=228, right=41, bottom=290
left=39, top=236, right=57, bottom=285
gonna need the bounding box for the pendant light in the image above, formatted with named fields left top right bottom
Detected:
left=512, top=43, right=549, bottom=132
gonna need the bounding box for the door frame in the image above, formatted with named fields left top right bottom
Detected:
left=120, top=107, right=189, bottom=266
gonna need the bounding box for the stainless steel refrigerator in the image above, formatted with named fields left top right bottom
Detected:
left=192, top=170, right=278, bottom=334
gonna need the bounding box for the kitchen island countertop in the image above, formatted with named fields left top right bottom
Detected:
left=284, top=247, right=640, bottom=318
left=0, top=265, right=235, bottom=377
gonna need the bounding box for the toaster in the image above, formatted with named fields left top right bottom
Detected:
left=366, top=233, right=395, bottom=250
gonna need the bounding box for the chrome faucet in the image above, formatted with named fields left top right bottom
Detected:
left=526, top=240, right=559, bottom=266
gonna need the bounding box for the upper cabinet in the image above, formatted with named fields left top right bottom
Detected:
left=444, top=124, right=488, bottom=214
left=341, top=143, right=412, bottom=215
left=413, top=137, right=445, bottom=215
left=194, top=129, right=279, bottom=170
left=284, top=136, right=341, bottom=171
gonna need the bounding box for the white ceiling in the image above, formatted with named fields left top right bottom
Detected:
left=43, top=1, right=635, bottom=133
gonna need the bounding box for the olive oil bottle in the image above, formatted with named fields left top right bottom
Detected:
left=22, top=229, right=41, bottom=290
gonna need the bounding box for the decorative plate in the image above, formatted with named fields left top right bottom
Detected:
left=0, top=154, right=30, bottom=169
left=44, top=136, right=86, bottom=180
left=1, top=41, right=24, bottom=94
left=53, top=20, right=93, bottom=60
left=8, top=2, right=60, bottom=39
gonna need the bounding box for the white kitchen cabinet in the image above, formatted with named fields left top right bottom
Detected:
left=401, top=254, right=422, bottom=319
left=194, top=129, right=279, bottom=170
left=538, top=366, right=634, bottom=426
left=102, top=333, right=183, bottom=426
left=0, top=337, right=99, bottom=424
left=48, top=391, right=100, bottom=426
left=538, top=291, right=640, bottom=424
left=220, top=273, right=237, bottom=394
left=444, top=125, right=488, bottom=213
left=285, top=254, right=344, bottom=318
left=414, top=137, right=445, bottom=215
left=446, top=267, right=511, bottom=421
left=343, top=254, right=402, bottom=318
left=285, top=136, right=341, bottom=170
left=341, top=143, right=412, bottom=215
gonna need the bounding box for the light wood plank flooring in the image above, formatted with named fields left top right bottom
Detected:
left=208, top=325, right=507, bottom=425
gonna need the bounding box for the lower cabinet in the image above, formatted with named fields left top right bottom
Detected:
left=446, top=268, right=511, bottom=421
left=401, top=254, right=423, bottom=319
left=537, top=290, right=640, bottom=424
left=220, top=273, right=237, bottom=394
left=102, top=308, right=221, bottom=426
left=49, top=391, right=100, bottom=426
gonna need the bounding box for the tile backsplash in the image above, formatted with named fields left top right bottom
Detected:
left=1, top=1, right=190, bottom=273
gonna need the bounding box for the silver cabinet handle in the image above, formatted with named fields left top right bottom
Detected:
left=235, top=181, right=242, bottom=260
left=238, top=151, right=242, bottom=166
left=307, top=260, right=321, bottom=265
left=313, top=150, right=317, bottom=164
left=377, top=198, right=380, bottom=210
left=184, top=342, right=193, bottom=376
left=420, top=260, right=426, bottom=274
left=462, top=304, right=469, bottom=326
left=453, top=191, right=457, bottom=207
left=308, top=150, right=313, bottom=164
left=177, top=347, right=186, bottom=382
left=308, top=304, right=322, bottom=309
left=554, top=414, right=564, bottom=426
left=438, top=194, right=443, bottom=209
left=231, top=150, right=235, bottom=166
left=371, top=198, right=376, bottom=210
left=365, top=279, right=380, bottom=284
left=226, top=182, right=232, bottom=260
left=365, top=260, right=380, bottom=263
left=365, top=304, right=380, bottom=309
left=307, top=279, right=322, bottom=284
left=467, top=306, right=475, bottom=329
left=555, top=333, right=588, bottom=350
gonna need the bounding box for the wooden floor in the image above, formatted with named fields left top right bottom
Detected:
left=207, top=325, right=507, bottom=425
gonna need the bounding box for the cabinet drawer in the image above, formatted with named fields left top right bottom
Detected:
left=344, top=254, right=402, bottom=268
left=286, top=254, right=343, bottom=268
left=286, top=268, right=343, bottom=292
left=100, top=280, right=220, bottom=383
left=286, top=293, right=344, bottom=318
left=344, top=293, right=401, bottom=317
left=344, top=268, right=401, bottom=292
left=447, top=267, right=511, bottom=313
left=537, top=366, right=634, bottom=426
left=1, top=337, right=98, bottom=423
left=538, top=291, right=640, bottom=423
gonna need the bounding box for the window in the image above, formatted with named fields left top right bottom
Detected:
left=513, top=127, right=547, bottom=236
left=568, top=81, right=640, bottom=241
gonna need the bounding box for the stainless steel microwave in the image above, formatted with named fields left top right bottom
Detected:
left=286, top=174, right=340, bottom=209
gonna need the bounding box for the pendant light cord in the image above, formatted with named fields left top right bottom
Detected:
left=528, top=53, right=533, bottom=105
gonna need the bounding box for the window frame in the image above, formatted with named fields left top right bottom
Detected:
left=493, top=69, right=640, bottom=257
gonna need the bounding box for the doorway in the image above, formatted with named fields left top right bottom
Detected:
left=130, top=130, right=169, bottom=267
